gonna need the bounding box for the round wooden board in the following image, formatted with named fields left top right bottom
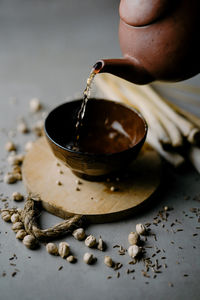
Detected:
left=22, top=137, right=161, bottom=223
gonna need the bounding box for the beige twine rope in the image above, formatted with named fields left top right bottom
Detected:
left=2, top=195, right=85, bottom=242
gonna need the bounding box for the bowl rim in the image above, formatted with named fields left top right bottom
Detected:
left=44, top=98, right=148, bottom=157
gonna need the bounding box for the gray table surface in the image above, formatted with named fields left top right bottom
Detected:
left=0, top=1, right=200, bottom=300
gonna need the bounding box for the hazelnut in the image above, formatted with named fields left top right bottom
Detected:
left=104, top=256, right=113, bottom=268
left=85, top=235, right=96, bottom=248
left=83, top=253, right=94, bottom=264
left=97, top=237, right=106, bottom=251
left=7, top=154, right=24, bottom=166
left=12, top=192, right=24, bottom=202
left=29, top=98, right=42, bottom=113
left=72, top=228, right=86, bottom=241
left=128, top=245, right=141, bottom=258
left=136, top=223, right=146, bottom=235
left=12, top=221, right=24, bottom=232
left=4, top=173, right=18, bottom=184
left=46, top=243, right=58, bottom=255
left=1, top=212, right=11, bottom=222
left=128, top=232, right=140, bottom=245
left=11, top=213, right=20, bottom=223
left=58, top=242, right=70, bottom=258
left=5, top=141, right=16, bottom=152
left=16, top=229, right=27, bottom=240
left=25, top=141, right=34, bottom=152
left=17, top=121, right=28, bottom=134
left=23, top=235, right=37, bottom=249
left=66, top=255, right=76, bottom=263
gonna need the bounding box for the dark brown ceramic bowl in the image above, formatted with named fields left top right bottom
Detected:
left=44, top=98, right=147, bottom=181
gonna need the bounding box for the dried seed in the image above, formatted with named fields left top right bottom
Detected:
left=113, top=262, right=123, bottom=271
left=58, top=266, right=63, bottom=271
left=116, top=272, right=120, bottom=278
left=107, top=276, right=112, bottom=279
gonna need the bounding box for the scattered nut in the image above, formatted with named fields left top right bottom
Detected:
left=85, top=235, right=96, bottom=248
left=66, top=255, right=76, bottom=263
left=5, top=141, right=16, bottom=152
left=136, top=223, right=146, bottom=235
left=128, top=245, right=141, bottom=258
left=83, top=252, right=94, bottom=264
left=1, top=210, right=9, bottom=217
left=25, top=141, right=34, bottom=152
left=23, top=235, right=37, bottom=249
left=11, top=213, right=20, bottom=223
left=12, top=165, right=22, bottom=174
left=46, top=243, right=58, bottom=255
left=12, top=221, right=23, bottom=232
left=4, top=173, right=18, bottom=184
left=12, top=192, right=24, bottom=202
left=7, top=154, right=24, bottom=166
left=14, top=173, right=22, bottom=181
left=32, top=120, right=43, bottom=137
left=58, top=242, right=70, bottom=258
left=128, top=232, right=140, bottom=245
left=97, top=237, right=106, bottom=251
left=110, top=186, right=117, bottom=192
left=104, top=256, right=113, bottom=268
left=1, top=212, right=11, bottom=222
left=17, top=208, right=23, bottom=214
left=72, top=228, right=86, bottom=241
left=56, top=180, right=62, bottom=186
left=16, top=229, right=27, bottom=240
left=17, top=121, right=28, bottom=134
left=29, top=98, right=42, bottom=113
